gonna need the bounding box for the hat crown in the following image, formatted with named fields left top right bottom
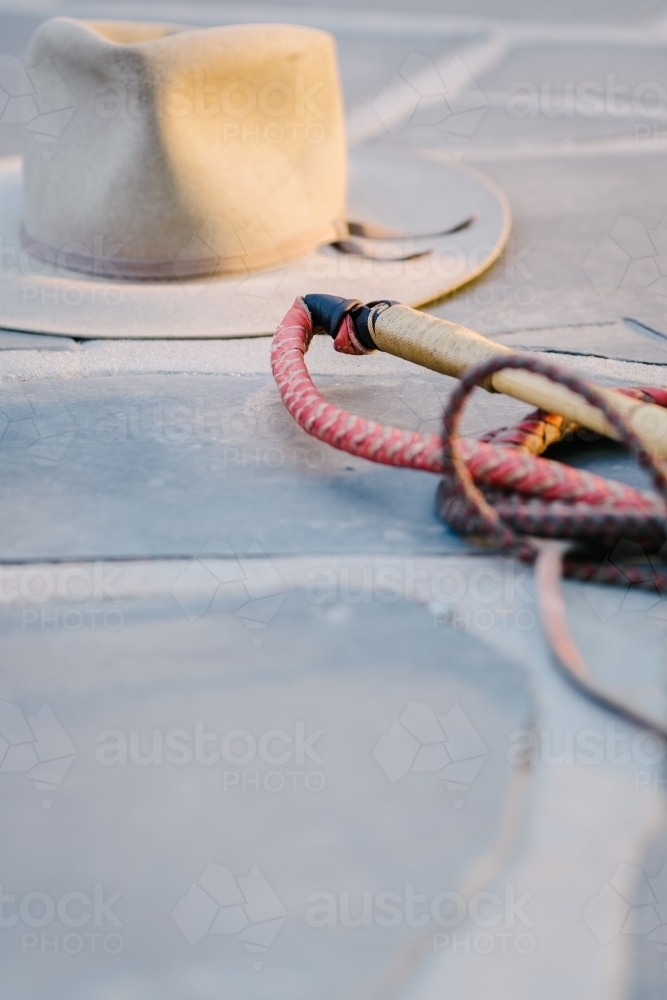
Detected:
left=22, top=17, right=347, bottom=278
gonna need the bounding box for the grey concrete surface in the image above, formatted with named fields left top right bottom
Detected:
left=404, top=560, right=667, bottom=1000
left=0, top=345, right=662, bottom=561
left=632, top=823, right=667, bottom=1000
left=1, top=3, right=667, bottom=999
left=429, top=152, right=667, bottom=338
left=0, top=589, right=532, bottom=1000
left=495, top=321, right=667, bottom=366
left=0, top=371, right=467, bottom=561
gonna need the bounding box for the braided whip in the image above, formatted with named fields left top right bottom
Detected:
left=271, top=298, right=667, bottom=735
left=272, top=298, right=667, bottom=575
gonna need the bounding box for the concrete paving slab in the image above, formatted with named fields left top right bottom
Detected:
left=386, top=107, right=662, bottom=153
left=1, top=342, right=664, bottom=561
left=462, top=43, right=667, bottom=154
left=370, top=39, right=667, bottom=154
left=403, top=554, right=667, bottom=1000
left=0, top=333, right=665, bottom=561
left=494, top=319, right=667, bottom=365
left=1, top=550, right=664, bottom=999
left=424, top=151, right=667, bottom=339
left=0, top=587, right=532, bottom=1000
left=0, top=371, right=468, bottom=561
left=481, top=42, right=667, bottom=93
left=630, top=824, right=667, bottom=1000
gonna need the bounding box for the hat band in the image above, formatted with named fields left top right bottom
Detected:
left=19, top=220, right=347, bottom=281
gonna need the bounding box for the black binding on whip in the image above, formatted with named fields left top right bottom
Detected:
left=303, top=294, right=397, bottom=350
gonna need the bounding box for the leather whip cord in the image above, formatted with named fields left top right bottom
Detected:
left=271, top=297, right=667, bottom=738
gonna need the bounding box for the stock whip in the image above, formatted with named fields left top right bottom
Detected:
left=271, top=295, right=667, bottom=738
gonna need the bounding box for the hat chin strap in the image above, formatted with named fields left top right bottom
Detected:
left=332, top=214, right=475, bottom=261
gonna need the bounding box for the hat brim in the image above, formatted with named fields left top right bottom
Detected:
left=0, top=149, right=510, bottom=339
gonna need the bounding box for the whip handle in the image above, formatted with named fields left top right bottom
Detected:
left=372, top=304, right=667, bottom=459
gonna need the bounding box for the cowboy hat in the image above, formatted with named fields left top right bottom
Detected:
left=0, top=17, right=511, bottom=339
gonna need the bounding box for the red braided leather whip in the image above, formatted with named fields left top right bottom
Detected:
left=272, top=297, right=667, bottom=737
left=271, top=298, right=667, bottom=589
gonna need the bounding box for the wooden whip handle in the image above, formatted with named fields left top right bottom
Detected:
left=372, top=304, right=667, bottom=460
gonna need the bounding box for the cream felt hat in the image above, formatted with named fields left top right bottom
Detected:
left=0, top=17, right=511, bottom=339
